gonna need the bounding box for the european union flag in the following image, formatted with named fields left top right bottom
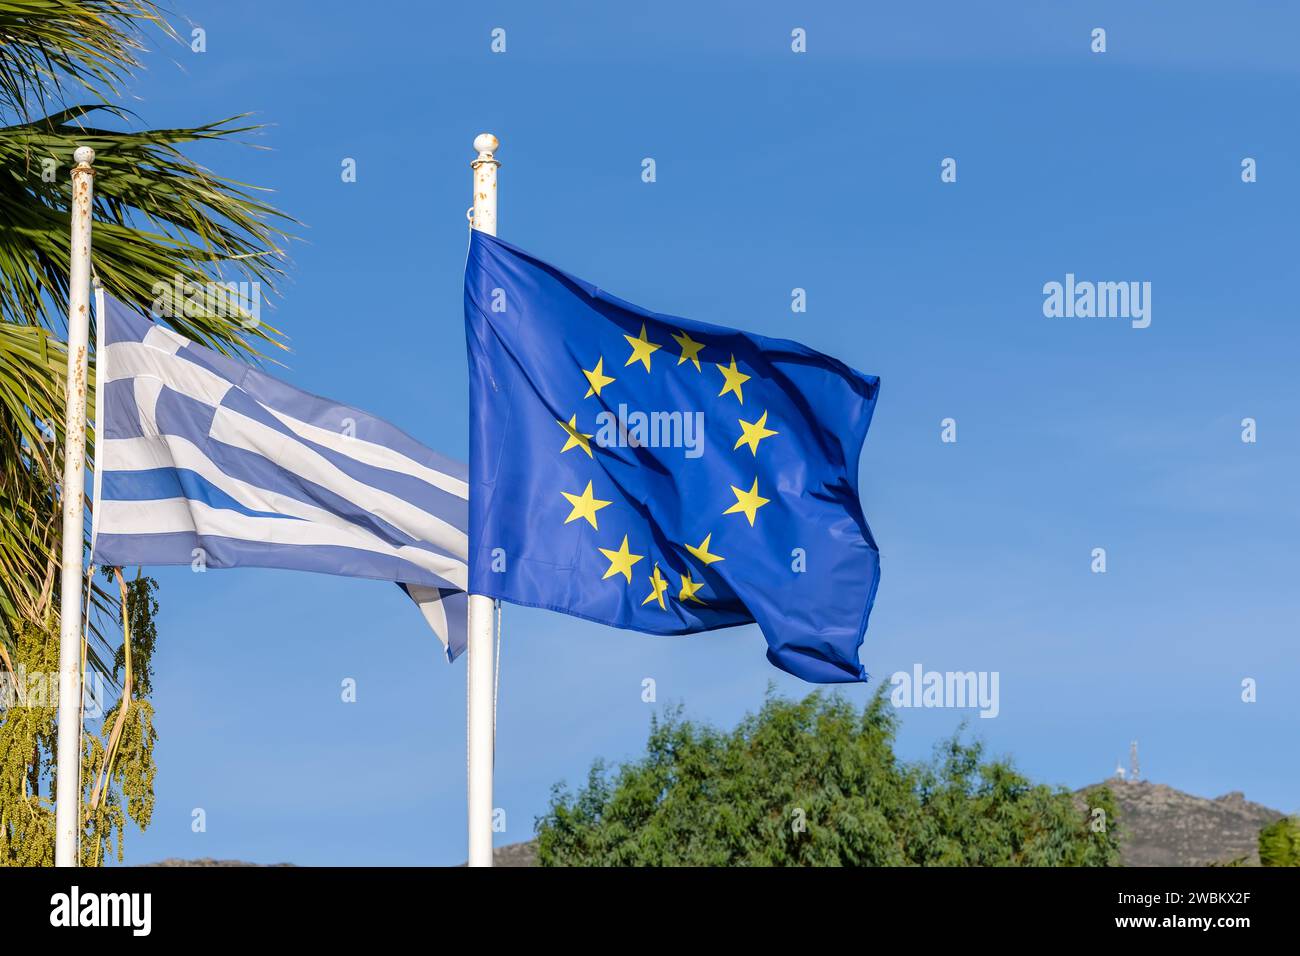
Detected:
left=464, top=232, right=881, bottom=683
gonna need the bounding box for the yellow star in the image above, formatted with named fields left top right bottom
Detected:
left=624, top=322, right=661, bottom=372
left=685, top=532, right=724, bottom=565
left=723, top=478, right=770, bottom=527
left=598, top=534, right=644, bottom=583
left=734, top=410, right=778, bottom=456
left=582, top=356, right=615, bottom=398
left=716, top=354, right=751, bottom=404
left=556, top=414, right=594, bottom=457
left=671, top=330, right=705, bottom=371
left=678, top=571, right=707, bottom=605
left=561, top=480, right=612, bottom=529
left=641, top=563, right=669, bottom=609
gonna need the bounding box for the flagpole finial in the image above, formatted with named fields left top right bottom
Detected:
left=73, top=146, right=95, bottom=167
left=470, top=134, right=500, bottom=237
left=473, top=133, right=499, bottom=163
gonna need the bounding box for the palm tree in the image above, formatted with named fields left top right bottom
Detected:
left=0, top=1, right=294, bottom=862
left=1, top=1, right=294, bottom=653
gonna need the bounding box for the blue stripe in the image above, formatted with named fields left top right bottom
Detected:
left=100, top=467, right=297, bottom=521
left=154, top=383, right=218, bottom=437
left=102, top=296, right=153, bottom=345
left=91, top=532, right=457, bottom=591
left=100, top=379, right=144, bottom=440
left=174, top=341, right=249, bottom=386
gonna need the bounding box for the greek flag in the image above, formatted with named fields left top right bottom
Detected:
left=89, top=292, right=469, bottom=658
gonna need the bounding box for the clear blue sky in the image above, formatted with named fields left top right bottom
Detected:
left=101, top=2, right=1298, bottom=864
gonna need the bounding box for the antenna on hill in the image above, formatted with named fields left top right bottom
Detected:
left=1129, top=740, right=1140, bottom=783
left=1113, top=760, right=1126, bottom=782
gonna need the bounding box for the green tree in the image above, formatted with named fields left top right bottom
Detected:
left=536, top=689, right=1123, bottom=866
left=1258, top=816, right=1300, bottom=867
left=0, top=1, right=292, bottom=864
left=1, top=570, right=158, bottom=865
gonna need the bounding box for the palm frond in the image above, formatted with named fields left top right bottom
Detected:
left=0, top=1, right=169, bottom=121
left=0, top=104, right=296, bottom=353
left=0, top=322, right=118, bottom=677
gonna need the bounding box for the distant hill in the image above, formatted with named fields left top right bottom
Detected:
left=483, top=842, right=539, bottom=867
left=1080, top=780, right=1285, bottom=866
left=144, top=858, right=294, bottom=867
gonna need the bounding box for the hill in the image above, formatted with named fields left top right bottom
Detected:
left=1083, top=780, right=1285, bottom=866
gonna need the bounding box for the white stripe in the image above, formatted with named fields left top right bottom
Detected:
left=143, top=325, right=186, bottom=355
left=102, top=340, right=233, bottom=408
left=263, top=406, right=468, bottom=500
left=133, top=376, right=164, bottom=435
left=98, top=497, right=468, bottom=591
left=99, top=433, right=468, bottom=575
left=209, top=404, right=468, bottom=559
left=99, top=435, right=172, bottom=472
left=405, top=584, right=451, bottom=651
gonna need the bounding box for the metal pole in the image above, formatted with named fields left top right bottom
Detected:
left=54, top=146, right=95, bottom=867
left=466, top=133, right=499, bottom=867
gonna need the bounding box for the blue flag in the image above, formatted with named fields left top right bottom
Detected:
left=465, top=232, right=881, bottom=682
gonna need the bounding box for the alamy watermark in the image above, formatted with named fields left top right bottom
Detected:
left=0, top=666, right=109, bottom=717
left=594, top=404, right=704, bottom=459
left=890, top=664, right=1000, bottom=719
left=151, top=275, right=261, bottom=329
left=1043, top=273, right=1150, bottom=329
left=50, top=886, right=151, bottom=936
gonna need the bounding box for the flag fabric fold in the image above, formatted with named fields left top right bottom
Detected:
left=464, top=232, right=881, bottom=682
left=90, top=293, right=470, bottom=658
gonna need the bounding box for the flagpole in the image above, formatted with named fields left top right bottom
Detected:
left=54, top=146, right=96, bottom=867
left=466, top=133, right=499, bottom=867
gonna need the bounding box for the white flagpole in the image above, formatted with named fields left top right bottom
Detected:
left=54, top=145, right=96, bottom=867
left=466, top=133, right=499, bottom=867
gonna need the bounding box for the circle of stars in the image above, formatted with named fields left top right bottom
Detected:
left=552, top=323, right=779, bottom=612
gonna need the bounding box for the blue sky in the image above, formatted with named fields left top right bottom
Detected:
left=95, top=2, right=1299, bottom=864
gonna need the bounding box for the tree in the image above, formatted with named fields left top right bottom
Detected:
left=0, top=1, right=293, bottom=864
left=536, top=689, right=1123, bottom=866
left=1258, top=816, right=1300, bottom=867
left=0, top=570, right=158, bottom=865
